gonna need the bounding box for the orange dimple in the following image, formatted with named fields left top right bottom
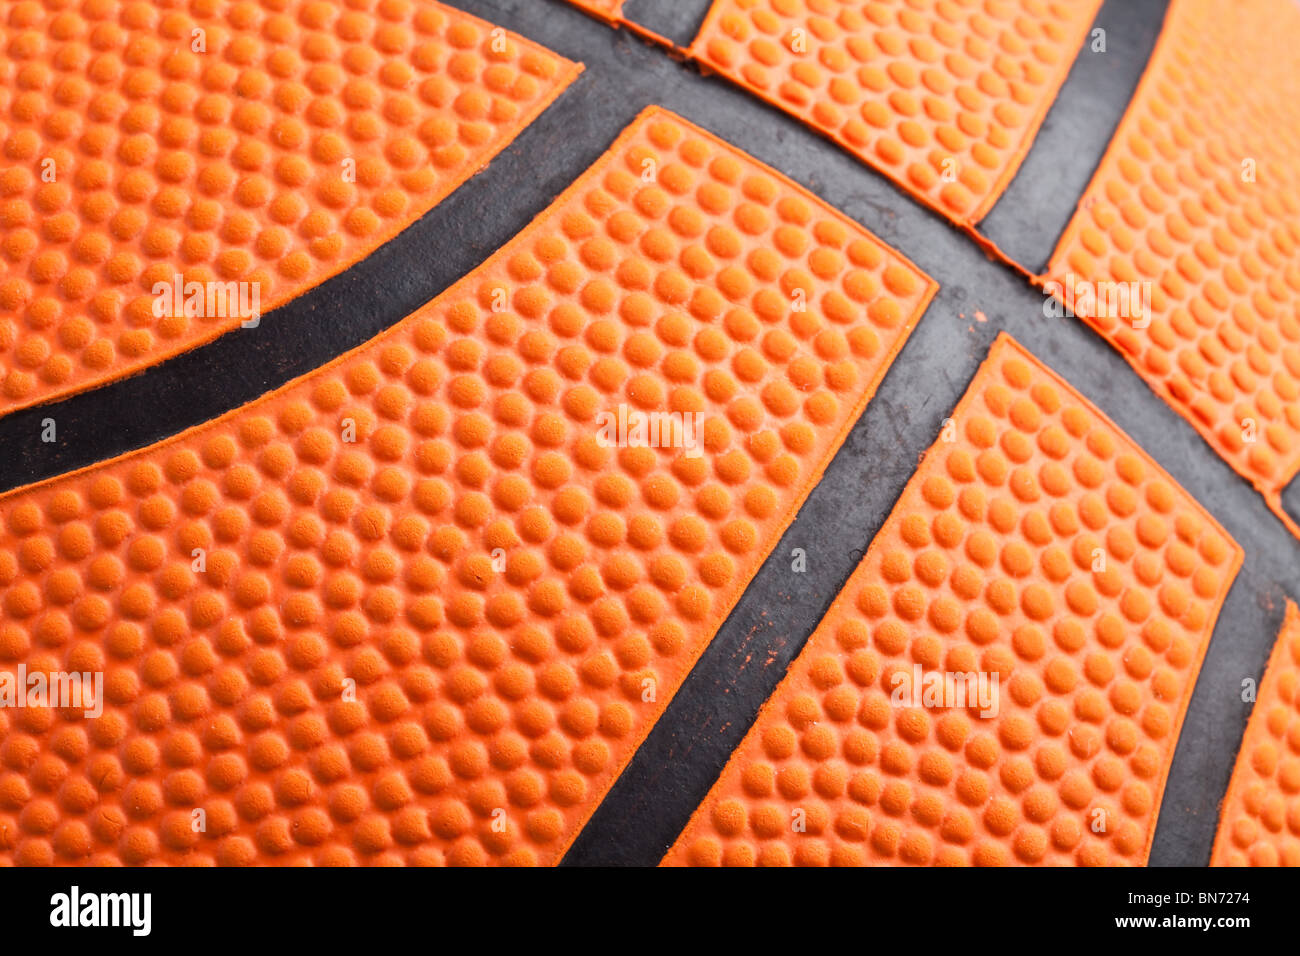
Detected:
left=682, top=0, right=1101, bottom=225
left=1044, top=0, right=1300, bottom=541
left=1211, top=602, right=1300, bottom=867
left=663, top=334, right=1241, bottom=867
left=0, top=107, right=932, bottom=868
left=0, top=2, right=581, bottom=417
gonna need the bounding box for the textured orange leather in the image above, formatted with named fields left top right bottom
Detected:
left=665, top=333, right=1242, bottom=866
left=0, top=105, right=935, bottom=865
left=0, top=0, right=580, bottom=415
left=1212, top=600, right=1300, bottom=866
left=1045, top=0, right=1300, bottom=539
left=687, top=0, right=1102, bottom=224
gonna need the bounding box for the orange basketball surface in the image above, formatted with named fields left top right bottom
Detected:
left=687, top=0, right=1102, bottom=225
left=0, top=105, right=936, bottom=865
left=0, top=0, right=580, bottom=416
left=558, top=0, right=1103, bottom=226
left=664, top=333, right=1242, bottom=866
left=1045, top=0, right=1300, bottom=539
left=1211, top=600, right=1300, bottom=866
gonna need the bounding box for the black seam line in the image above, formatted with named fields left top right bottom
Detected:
left=979, top=0, right=1173, bottom=273
left=1283, top=472, right=1300, bottom=527
left=620, top=0, right=715, bottom=48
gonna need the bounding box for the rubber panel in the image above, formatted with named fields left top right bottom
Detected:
left=0, top=0, right=580, bottom=416
left=1211, top=600, right=1300, bottom=866
left=687, top=0, right=1103, bottom=225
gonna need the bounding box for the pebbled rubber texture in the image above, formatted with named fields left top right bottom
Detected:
left=1044, top=0, right=1300, bottom=539
left=1211, top=600, right=1300, bottom=866
left=0, top=0, right=579, bottom=417
left=664, top=332, right=1242, bottom=866
left=687, top=0, right=1103, bottom=225
left=0, top=105, right=935, bottom=865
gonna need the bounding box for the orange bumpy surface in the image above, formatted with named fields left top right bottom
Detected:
left=1211, top=601, right=1300, bottom=866
left=688, top=0, right=1102, bottom=224
left=665, top=333, right=1242, bottom=867
left=0, top=0, right=579, bottom=415
left=0, top=105, right=935, bottom=865
left=1045, top=0, right=1300, bottom=538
